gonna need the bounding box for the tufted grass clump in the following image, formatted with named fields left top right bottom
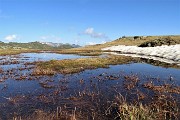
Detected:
left=33, top=55, right=137, bottom=75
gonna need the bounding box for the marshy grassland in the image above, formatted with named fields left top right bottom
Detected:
left=14, top=73, right=180, bottom=120
left=33, top=55, right=138, bottom=75
left=26, top=35, right=180, bottom=120
left=33, top=35, right=180, bottom=75
left=0, top=35, right=180, bottom=120
left=0, top=49, right=41, bottom=56
left=33, top=55, right=180, bottom=76
left=55, top=49, right=102, bottom=56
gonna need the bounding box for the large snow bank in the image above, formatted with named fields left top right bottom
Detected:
left=102, top=44, right=180, bottom=65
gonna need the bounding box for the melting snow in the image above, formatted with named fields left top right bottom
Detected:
left=102, top=44, right=180, bottom=65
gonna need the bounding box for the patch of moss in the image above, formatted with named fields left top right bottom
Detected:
left=56, top=50, right=102, bottom=56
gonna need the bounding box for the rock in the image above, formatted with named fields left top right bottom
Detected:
left=138, top=37, right=178, bottom=47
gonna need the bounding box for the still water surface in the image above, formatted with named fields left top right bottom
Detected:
left=0, top=53, right=179, bottom=119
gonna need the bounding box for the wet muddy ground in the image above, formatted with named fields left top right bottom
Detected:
left=0, top=53, right=179, bottom=119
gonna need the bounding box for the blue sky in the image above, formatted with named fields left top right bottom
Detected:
left=0, top=0, right=179, bottom=45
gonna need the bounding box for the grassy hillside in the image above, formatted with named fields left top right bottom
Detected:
left=0, top=35, right=179, bottom=56
left=57, top=35, right=180, bottom=55
left=0, top=41, right=81, bottom=55
left=77, top=35, right=180, bottom=50
left=0, top=41, right=78, bottom=50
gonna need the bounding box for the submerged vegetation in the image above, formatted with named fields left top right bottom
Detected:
left=12, top=73, right=180, bottom=120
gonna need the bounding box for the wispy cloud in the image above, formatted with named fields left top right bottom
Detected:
left=4, top=34, right=19, bottom=41
left=81, top=27, right=109, bottom=39
left=0, top=15, right=12, bottom=19
left=86, top=41, right=106, bottom=45
left=0, top=9, right=12, bottom=19
left=39, top=35, right=61, bottom=42
left=40, top=21, right=49, bottom=26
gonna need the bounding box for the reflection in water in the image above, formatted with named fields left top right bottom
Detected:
left=0, top=53, right=179, bottom=119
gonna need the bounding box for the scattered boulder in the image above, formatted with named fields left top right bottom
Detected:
left=139, top=37, right=178, bottom=47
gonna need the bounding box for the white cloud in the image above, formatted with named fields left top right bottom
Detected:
left=84, top=28, right=94, bottom=34
left=82, top=27, right=109, bottom=39
left=4, top=34, right=18, bottom=41
left=86, top=42, right=97, bottom=45
left=40, top=36, right=49, bottom=40
left=86, top=41, right=106, bottom=45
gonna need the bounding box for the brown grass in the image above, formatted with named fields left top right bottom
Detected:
left=33, top=55, right=138, bottom=75
left=68, top=35, right=180, bottom=51
left=11, top=73, right=180, bottom=120
left=0, top=49, right=41, bottom=56
left=15, top=109, right=77, bottom=120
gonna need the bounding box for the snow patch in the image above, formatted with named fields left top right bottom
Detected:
left=102, top=44, right=180, bottom=65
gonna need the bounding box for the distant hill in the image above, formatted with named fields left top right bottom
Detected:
left=0, top=41, right=81, bottom=50
left=39, top=42, right=80, bottom=48
left=72, top=35, right=180, bottom=51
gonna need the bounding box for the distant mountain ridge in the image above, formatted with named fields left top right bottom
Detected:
left=0, top=41, right=81, bottom=50
left=40, top=42, right=63, bottom=47
left=39, top=42, right=80, bottom=48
